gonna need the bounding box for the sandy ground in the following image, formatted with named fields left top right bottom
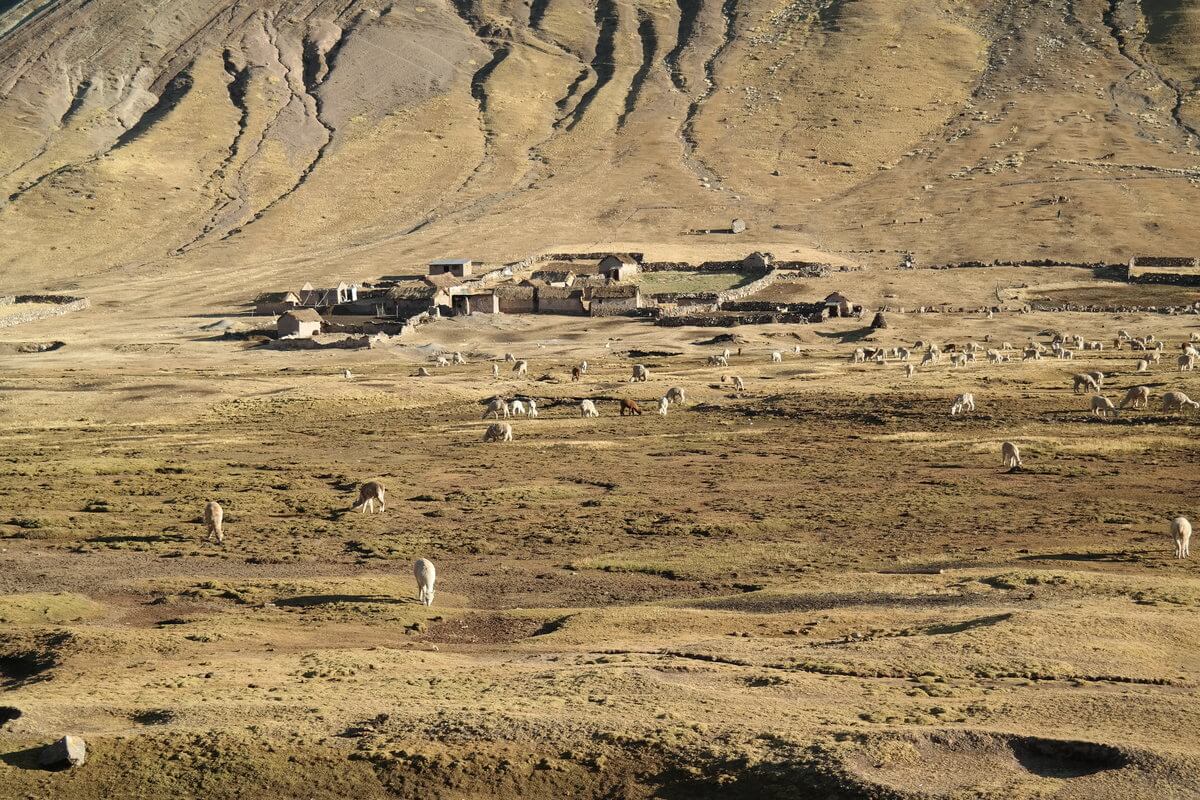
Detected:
left=0, top=264, right=1198, bottom=797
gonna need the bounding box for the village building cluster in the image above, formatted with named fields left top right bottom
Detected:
left=252, top=251, right=1196, bottom=343
left=253, top=253, right=688, bottom=340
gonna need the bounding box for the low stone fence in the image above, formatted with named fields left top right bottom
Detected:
left=1029, top=301, right=1200, bottom=314
left=1127, top=271, right=1200, bottom=287
left=656, top=311, right=814, bottom=327
left=0, top=295, right=90, bottom=328
left=722, top=301, right=824, bottom=315
left=715, top=269, right=779, bottom=304
left=926, top=259, right=1122, bottom=271
left=772, top=261, right=834, bottom=276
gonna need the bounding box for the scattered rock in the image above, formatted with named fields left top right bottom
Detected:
left=40, top=735, right=86, bottom=768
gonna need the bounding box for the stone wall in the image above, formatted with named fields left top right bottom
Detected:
left=1126, top=271, right=1200, bottom=287
left=715, top=269, right=780, bottom=304
left=0, top=295, right=90, bottom=328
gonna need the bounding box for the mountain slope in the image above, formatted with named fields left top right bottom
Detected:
left=0, top=0, right=1198, bottom=302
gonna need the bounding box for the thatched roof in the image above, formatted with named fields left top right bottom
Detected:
left=386, top=283, right=440, bottom=301
left=537, top=286, right=585, bottom=300
left=494, top=285, right=535, bottom=298
left=589, top=285, right=640, bottom=300
left=424, top=273, right=465, bottom=289
left=282, top=308, right=323, bottom=322
left=255, top=291, right=298, bottom=303
left=824, top=292, right=850, bottom=304
left=531, top=270, right=575, bottom=283
left=870, top=311, right=888, bottom=329
left=599, top=253, right=638, bottom=267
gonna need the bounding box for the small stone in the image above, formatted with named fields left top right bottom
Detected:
left=40, top=736, right=86, bottom=768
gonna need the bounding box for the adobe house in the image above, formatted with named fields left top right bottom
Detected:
left=495, top=285, right=536, bottom=313
left=588, top=285, right=642, bottom=316
left=297, top=281, right=359, bottom=307
left=742, top=252, right=772, bottom=271
left=824, top=292, right=855, bottom=318
left=536, top=286, right=588, bottom=315
left=254, top=290, right=300, bottom=316
left=599, top=254, right=639, bottom=281
left=451, top=291, right=499, bottom=316
left=385, top=282, right=451, bottom=318
left=278, top=308, right=323, bottom=338
left=529, top=269, right=576, bottom=287
left=429, top=258, right=475, bottom=278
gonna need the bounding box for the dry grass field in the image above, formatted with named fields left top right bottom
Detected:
left=1, top=280, right=1198, bottom=798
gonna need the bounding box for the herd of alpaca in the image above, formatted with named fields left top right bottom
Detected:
left=201, top=326, right=1199, bottom=602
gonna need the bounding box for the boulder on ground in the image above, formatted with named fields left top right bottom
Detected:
left=39, top=735, right=86, bottom=768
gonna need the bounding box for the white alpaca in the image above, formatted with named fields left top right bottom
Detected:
left=1088, top=371, right=1104, bottom=388
left=1072, top=373, right=1099, bottom=394
left=770, top=351, right=782, bottom=363
left=1001, top=342, right=1014, bottom=351
left=483, top=397, right=510, bottom=419
left=1090, top=395, right=1118, bottom=418
left=203, top=500, right=224, bottom=544
left=513, top=360, right=528, bottom=377
left=580, top=399, right=599, bottom=418
left=483, top=422, right=513, bottom=442
left=920, top=350, right=937, bottom=367
left=1172, top=517, right=1192, bottom=559
left=793, top=345, right=802, bottom=354
left=950, top=352, right=967, bottom=367
left=352, top=481, right=386, bottom=513
left=528, top=400, right=538, bottom=419
left=342, top=369, right=353, bottom=379
left=414, top=559, right=436, bottom=605
left=708, top=355, right=728, bottom=367
left=904, top=363, right=915, bottom=378
left=722, top=375, right=745, bottom=392
left=1178, top=354, right=1196, bottom=372
left=492, top=363, right=499, bottom=378
left=852, top=348, right=866, bottom=363
left=1136, top=359, right=1150, bottom=373
left=1162, top=391, right=1200, bottom=413
left=579, top=360, right=589, bottom=374
left=1058, top=349, right=1074, bottom=360
left=1001, top=441, right=1022, bottom=469
left=452, top=351, right=466, bottom=365
left=665, top=387, right=687, bottom=405
left=630, top=364, right=649, bottom=382
left=509, top=399, right=527, bottom=417
left=722, top=348, right=732, bottom=360
left=436, top=355, right=449, bottom=367
left=987, top=349, right=1003, bottom=364
left=657, top=397, right=669, bottom=416
left=1119, top=386, right=1150, bottom=409
left=949, top=393, right=975, bottom=416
